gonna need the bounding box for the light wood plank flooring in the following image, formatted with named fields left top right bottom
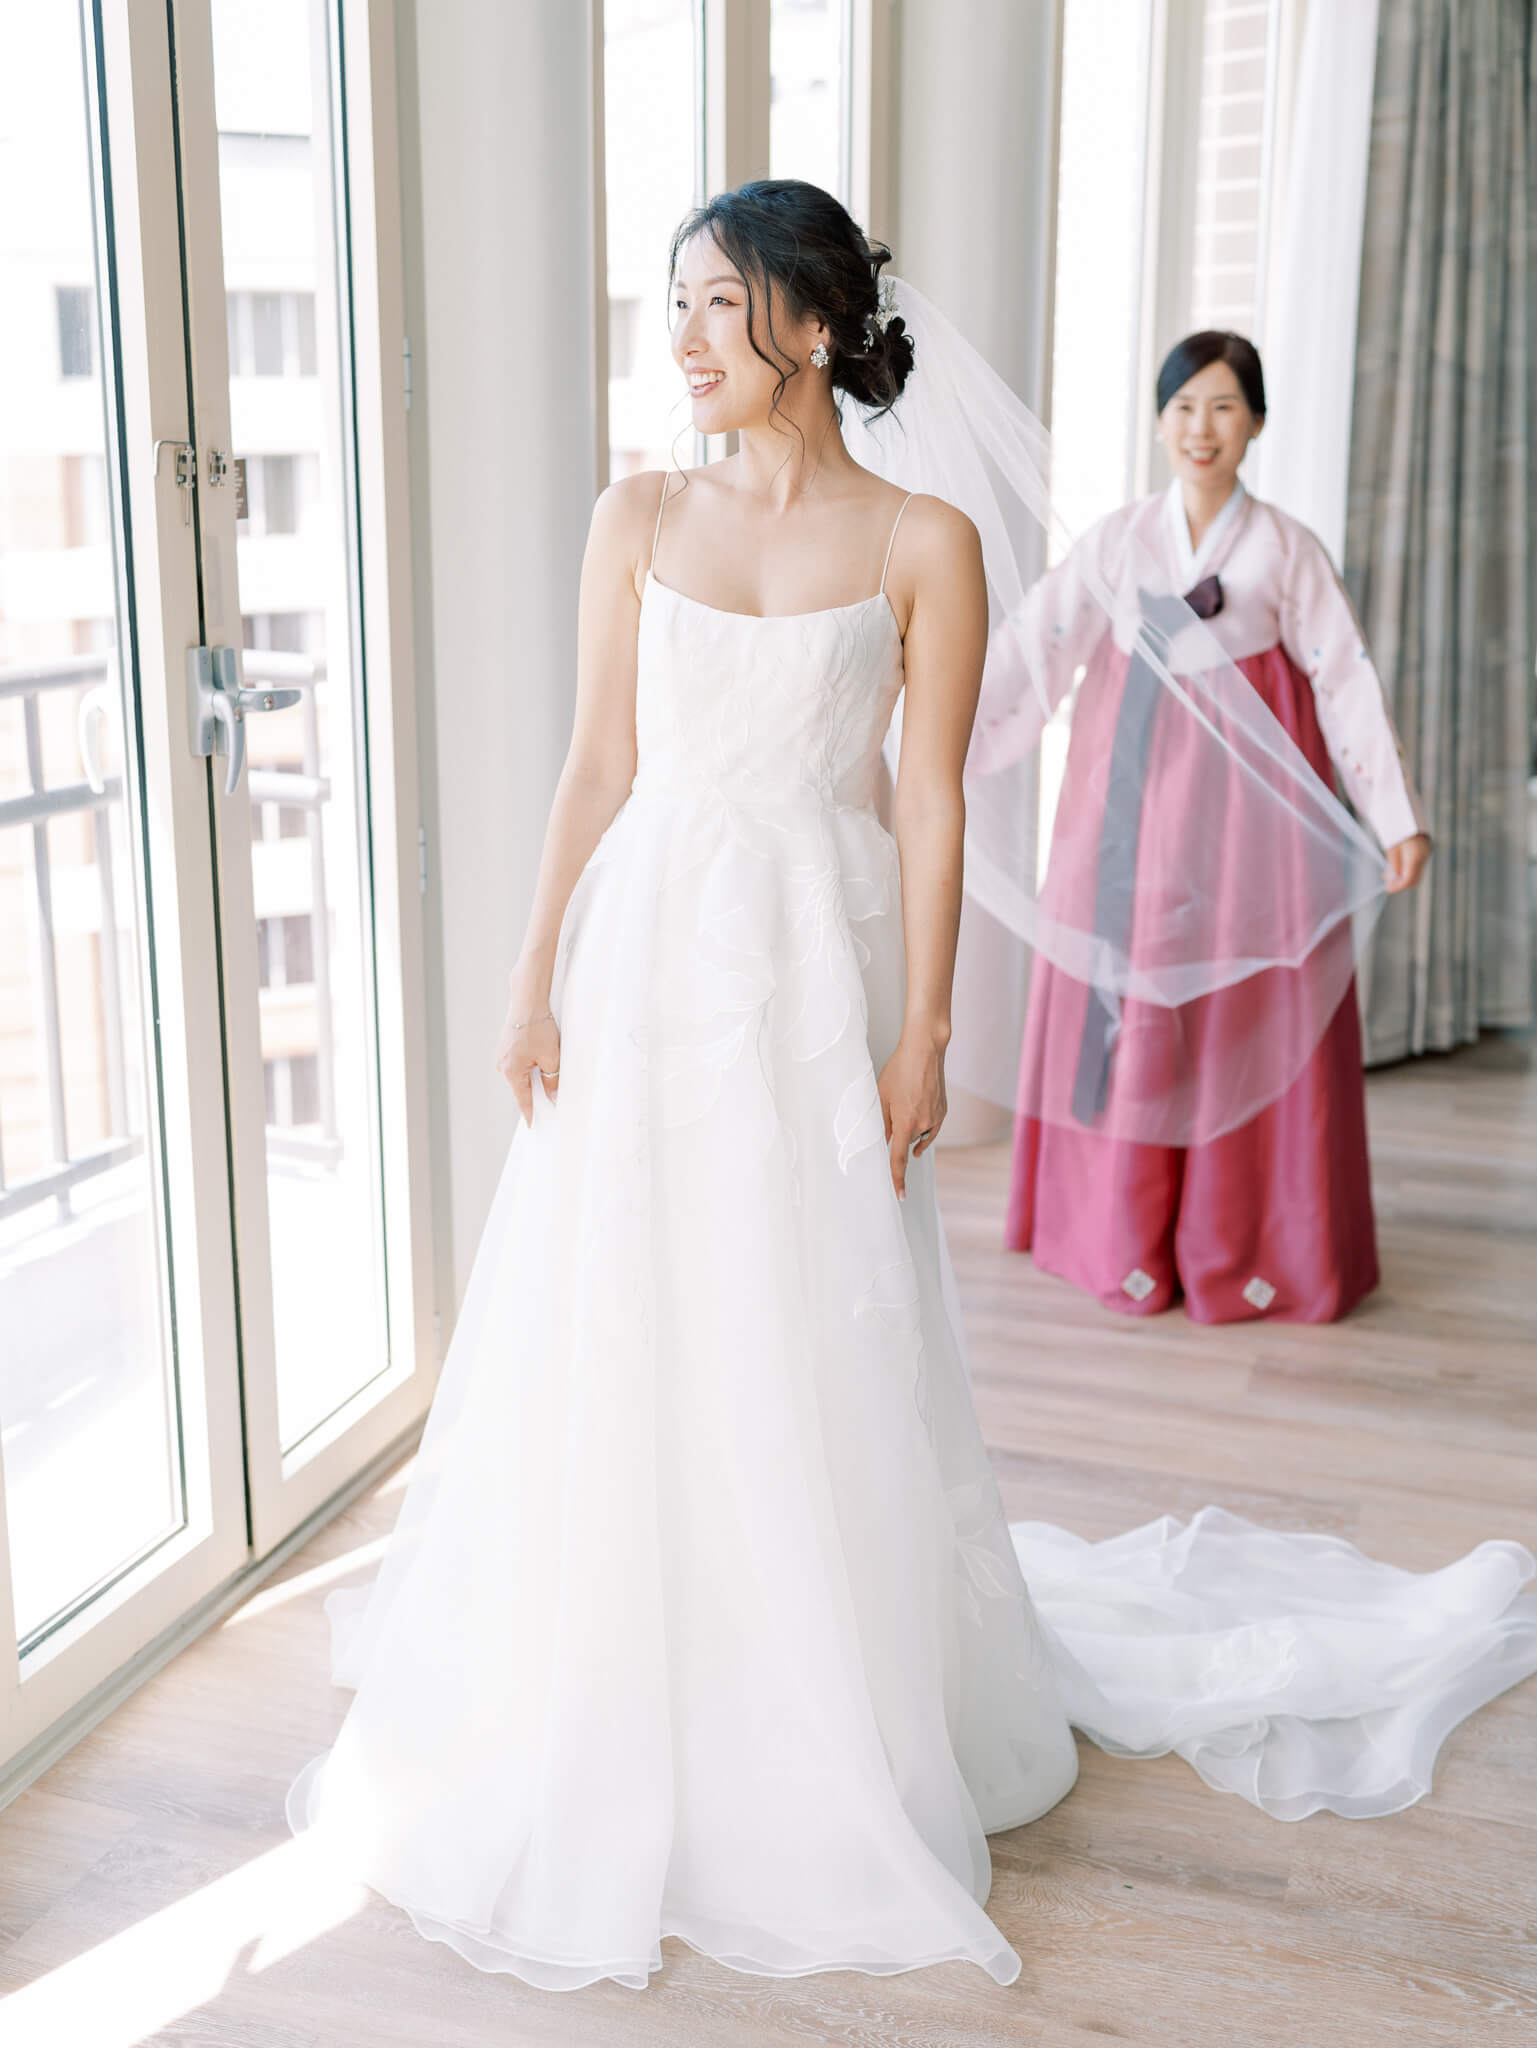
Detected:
left=1, top=1039, right=1533, bottom=2047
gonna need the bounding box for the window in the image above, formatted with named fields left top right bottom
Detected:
left=770, top=0, right=850, bottom=199
left=55, top=285, right=95, bottom=378
left=61, top=454, right=110, bottom=548
left=242, top=454, right=318, bottom=537
left=609, top=295, right=642, bottom=381
left=1, top=0, right=433, bottom=1782
left=260, top=454, right=296, bottom=534
left=603, top=0, right=703, bottom=481
left=4, top=17, right=182, bottom=1671
left=226, top=289, right=319, bottom=377
left=601, top=1, right=880, bottom=479
left=1048, top=0, right=1282, bottom=532
left=1189, top=0, right=1279, bottom=336
left=263, top=1052, right=320, bottom=1128
left=257, top=912, right=315, bottom=988
left=295, top=291, right=317, bottom=375
left=250, top=290, right=285, bottom=373
left=243, top=611, right=315, bottom=654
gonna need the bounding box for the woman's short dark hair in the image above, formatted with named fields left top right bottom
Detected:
left=1156, top=331, right=1266, bottom=419
left=668, top=179, right=915, bottom=426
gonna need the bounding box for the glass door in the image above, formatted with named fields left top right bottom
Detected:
left=0, top=0, right=250, bottom=1764
left=174, top=0, right=435, bottom=1556
left=0, top=0, right=434, bottom=1784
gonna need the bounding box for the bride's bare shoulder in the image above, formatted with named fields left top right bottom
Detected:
left=593, top=468, right=670, bottom=530
left=592, top=465, right=717, bottom=542
left=893, top=491, right=984, bottom=580
left=587, top=469, right=687, bottom=587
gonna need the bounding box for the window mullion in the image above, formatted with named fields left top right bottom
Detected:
left=847, top=0, right=895, bottom=239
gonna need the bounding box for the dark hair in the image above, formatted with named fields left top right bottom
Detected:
left=667, top=179, right=915, bottom=427
left=1156, top=331, right=1266, bottom=418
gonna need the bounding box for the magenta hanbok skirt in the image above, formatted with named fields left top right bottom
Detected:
left=1006, top=641, right=1379, bottom=1324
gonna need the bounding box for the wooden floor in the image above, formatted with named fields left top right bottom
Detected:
left=2, top=1038, right=1534, bottom=2047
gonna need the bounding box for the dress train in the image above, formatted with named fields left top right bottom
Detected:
left=286, top=513, right=1537, bottom=1991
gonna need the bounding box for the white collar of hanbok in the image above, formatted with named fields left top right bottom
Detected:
left=1164, top=477, right=1247, bottom=589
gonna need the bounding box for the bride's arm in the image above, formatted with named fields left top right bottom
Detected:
left=496, top=474, right=654, bottom=1123
left=881, top=497, right=989, bottom=1199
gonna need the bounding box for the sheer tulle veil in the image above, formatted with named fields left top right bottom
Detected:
left=842, top=275, right=1537, bottom=1821
left=841, top=276, right=1388, bottom=1144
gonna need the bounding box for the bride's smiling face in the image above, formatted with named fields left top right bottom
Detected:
left=669, top=232, right=829, bottom=435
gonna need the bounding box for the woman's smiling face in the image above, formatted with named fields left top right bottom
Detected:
left=1157, top=358, right=1263, bottom=492
left=669, top=232, right=826, bottom=435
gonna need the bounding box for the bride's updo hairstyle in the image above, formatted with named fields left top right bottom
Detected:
left=1156, top=330, right=1267, bottom=418
left=669, top=179, right=915, bottom=424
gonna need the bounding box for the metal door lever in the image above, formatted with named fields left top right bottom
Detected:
left=187, top=646, right=303, bottom=795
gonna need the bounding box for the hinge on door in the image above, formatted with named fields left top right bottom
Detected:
left=402, top=335, right=413, bottom=411
left=153, top=438, right=196, bottom=523
left=417, top=823, right=428, bottom=894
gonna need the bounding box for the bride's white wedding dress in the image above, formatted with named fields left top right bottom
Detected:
left=286, top=486, right=1537, bottom=1993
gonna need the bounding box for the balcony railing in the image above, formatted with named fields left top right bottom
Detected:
left=0, top=646, right=340, bottom=1230
left=245, top=645, right=343, bottom=1170
left=0, top=654, right=133, bottom=1227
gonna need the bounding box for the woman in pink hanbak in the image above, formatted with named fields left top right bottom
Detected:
left=983, top=332, right=1431, bottom=1324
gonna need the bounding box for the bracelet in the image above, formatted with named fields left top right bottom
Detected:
left=508, top=1008, right=554, bottom=1032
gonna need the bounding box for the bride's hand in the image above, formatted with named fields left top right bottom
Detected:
left=878, top=1028, right=948, bottom=1202
left=495, top=992, right=562, bottom=1126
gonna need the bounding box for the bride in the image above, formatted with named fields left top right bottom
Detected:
left=286, top=180, right=1537, bottom=1992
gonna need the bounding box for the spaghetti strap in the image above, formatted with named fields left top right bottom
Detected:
left=879, top=492, right=915, bottom=595
left=650, top=472, right=675, bottom=577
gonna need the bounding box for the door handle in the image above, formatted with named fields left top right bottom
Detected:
left=77, top=681, right=116, bottom=795
left=187, top=646, right=303, bottom=796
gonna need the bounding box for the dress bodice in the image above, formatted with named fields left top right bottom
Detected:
left=632, top=575, right=906, bottom=812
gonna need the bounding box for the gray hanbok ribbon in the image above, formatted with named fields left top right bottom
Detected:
left=1070, top=574, right=1225, bottom=1126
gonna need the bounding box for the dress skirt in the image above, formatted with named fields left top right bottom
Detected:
left=1005, top=641, right=1379, bottom=1323
left=286, top=589, right=1537, bottom=1996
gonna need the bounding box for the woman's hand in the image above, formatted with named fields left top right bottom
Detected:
left=879, top=1027, right=949, bottom=1202
left=495, top=983, right=562, bottom=1127
left=1384, top=833, right=1432, bottom=893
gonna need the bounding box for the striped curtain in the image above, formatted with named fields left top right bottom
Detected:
left=1344, top=0, right=1536, bottom=1063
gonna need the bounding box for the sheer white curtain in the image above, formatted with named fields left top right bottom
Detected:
left=1248, top=0, right=1381, bottom=568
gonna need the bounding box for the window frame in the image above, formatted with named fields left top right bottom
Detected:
left=593, top=0, right=894, bottom=489
left=1133, top=0, right=1288, bottom=491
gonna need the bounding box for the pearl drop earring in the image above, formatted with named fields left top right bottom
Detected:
left=810, top=343, right=830, bottom=369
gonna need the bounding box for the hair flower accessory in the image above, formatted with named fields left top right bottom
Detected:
left=864, top=274, right=900, bottom=348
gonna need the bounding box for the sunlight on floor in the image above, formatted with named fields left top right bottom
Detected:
left=0, top=1836, right=366, bottom=2048
left=219, top=1534, right=388, bottom=1630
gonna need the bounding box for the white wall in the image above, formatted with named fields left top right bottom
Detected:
left=891, top=0, right=1061, bottom=414
left=892, top=0, right=1063, bottom=1143
left=397, top=2, right=601, bottom=1316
